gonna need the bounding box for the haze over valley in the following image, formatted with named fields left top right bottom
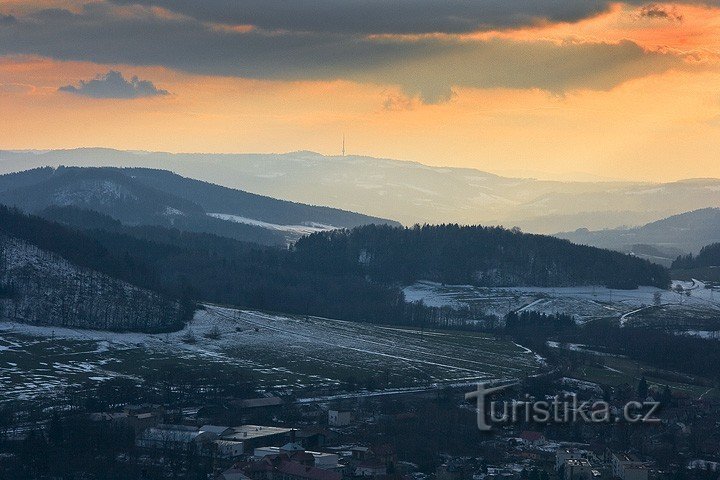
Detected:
left=3, top=149, right=720, bottom=240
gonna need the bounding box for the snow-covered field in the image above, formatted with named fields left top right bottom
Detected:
left=207, top=213, right=335, bottom=242
left=0, top=305, right=541, bottom=405
left=403, top=279, right=720, bottom=332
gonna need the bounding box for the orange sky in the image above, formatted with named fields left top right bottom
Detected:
left=1, top=1, right=720, bottom=181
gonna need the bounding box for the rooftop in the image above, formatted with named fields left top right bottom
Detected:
left=223, top=425, right=293, bottom=441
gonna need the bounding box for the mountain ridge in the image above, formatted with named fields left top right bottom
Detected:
left=3, top=148, right=720, bottom=233
left=0, top=166, right=399, bottom=245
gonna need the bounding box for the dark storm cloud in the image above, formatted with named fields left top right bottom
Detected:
left=108, top=0, right=613, bottom=34
left=107, top=0, right=719, bottom=34
left=59, top=70, right=169, bottom=98
left=0, top=4, right=692, bottom=102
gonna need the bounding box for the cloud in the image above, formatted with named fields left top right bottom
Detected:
left=0, top=14, right=15, bottom=25
left=107, top=0, right=613, bottom=34
left=106, top=0, right=718, bottom=34
left=0, top=4, right=697, bottom=103
left=58, top=70, right=169, bottom=98
left=638, top=3, right=684, bottom=21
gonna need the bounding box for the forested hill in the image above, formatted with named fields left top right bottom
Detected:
left=294, top=224, right=670, bottom=289
left=0, top=166, right=399, bottom=246
left=0, top=208, right=187, bottom=332
left=672, top=243, right=720, bottom=269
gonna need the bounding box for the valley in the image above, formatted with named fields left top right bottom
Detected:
left=0, top=304, right=541, bottom=408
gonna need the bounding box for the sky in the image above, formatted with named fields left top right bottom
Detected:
left=1, top=1, right=720, bottom=181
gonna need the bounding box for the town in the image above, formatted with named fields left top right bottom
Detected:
left=1, top=370, right=718, bottom=480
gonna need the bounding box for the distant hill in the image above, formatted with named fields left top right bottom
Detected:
left=0, top=166, right=398, bottom=245
left=555, top=208, right=720, bottom=265
left=3, top=149, right=720, bottom=233
left=294, top=224, right=670, bottom=289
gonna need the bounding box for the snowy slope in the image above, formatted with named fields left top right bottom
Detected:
left=0, top=234, right=181, bottom=332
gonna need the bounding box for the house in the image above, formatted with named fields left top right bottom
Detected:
left=127, top=412, right=162, bottom=433
left=216, top=440, right=246, bottom=459
left=136, top=425, right=214, bottom=453
left=556, top=449, right=590, bottom=471
left=355, top=461, right=387, bottom=477
left=351, top=446, right=371, bottom=461
left=611, top=453, right=649, bottom=480
left=564, top=459, right=593, bottom=480
left=328, top=410, right=352, bottom=427
left=519, top=431, right=546, bottom=447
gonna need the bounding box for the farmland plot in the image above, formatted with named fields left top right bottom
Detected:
left=404, top=280, right=720, bottom=331
left=0, top=305, right=542, bottom=406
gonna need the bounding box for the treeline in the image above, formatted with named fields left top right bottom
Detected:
left=672, top=242, right=720, bottom=269
left=578, top=323, right=720, bottom=383
left=293, top=224, right=670, bottom=289
left=505, top=310, right=576, bottom=334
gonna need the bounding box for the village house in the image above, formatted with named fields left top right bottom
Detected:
left=563, top=459, right=593, bottom=480
left=216, top=440, right=246, bottom=459
left=328, top=410, right=353, bottom=427
left=556, top=448, right=590, bottom=471
left=611, top=453, right=650, bottom=480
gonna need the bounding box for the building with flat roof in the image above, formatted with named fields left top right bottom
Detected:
left=556, top=448, right=590, bottom=471
left=564, top=459, right=593, bottom=480
left=611, top=453, right=649, bottom=480
left=218, top=425, right=293, bottom=454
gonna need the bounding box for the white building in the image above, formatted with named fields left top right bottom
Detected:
left=219, top=425, right=293, bottom=454
left=216, top=440, right=245, bottom=459
left=328, top=410, right=352, bottom=427
left=564, top=459, right=593, bottom=480
left=556, top=448, right=589, bottom=471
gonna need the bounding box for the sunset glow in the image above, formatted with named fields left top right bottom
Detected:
left=2, top=1, right=720, bottom=181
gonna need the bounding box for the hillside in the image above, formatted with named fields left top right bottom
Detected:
left=555, top=208, right=720, bottom=264
left=0, top=166, right=398, bottom=245
left=0, top=233, right=182, bottom=332
left=3, top=149, right=720, bottom=233
left=294, top=224, right=670, bottom=289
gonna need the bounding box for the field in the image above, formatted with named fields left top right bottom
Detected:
left=404, top=279, right=720, bottom=332
left=405, top=280, right=720, bottom=399
left=0, top=305, right=542, bottom=407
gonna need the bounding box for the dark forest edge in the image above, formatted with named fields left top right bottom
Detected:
left=0, top=205, right=669, bottom=333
